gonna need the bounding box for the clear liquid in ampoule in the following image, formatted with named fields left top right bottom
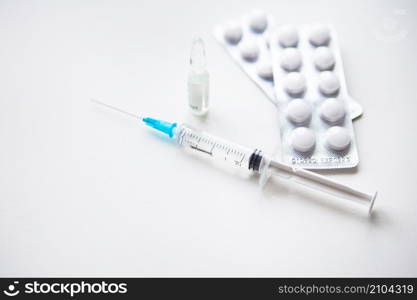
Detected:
left=188, top=37, right=209, bottom=116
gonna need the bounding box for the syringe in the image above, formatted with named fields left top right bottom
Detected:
left=92, top=99, right=377, bottom=214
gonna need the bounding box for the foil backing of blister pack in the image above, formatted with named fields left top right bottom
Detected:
left=270, top=25, right=359, bottom=169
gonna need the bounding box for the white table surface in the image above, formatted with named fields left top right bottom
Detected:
left=1, top=0, right=416, bottom=277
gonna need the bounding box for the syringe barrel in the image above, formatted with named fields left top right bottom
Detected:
left=264, top=159, right=377, bottom=214
left=173, top=124, right=377, bottom=214
left=174, top=124, right=262, bottom=172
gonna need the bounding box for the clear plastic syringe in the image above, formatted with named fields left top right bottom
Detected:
left=92, top=100, right=377, bottom=214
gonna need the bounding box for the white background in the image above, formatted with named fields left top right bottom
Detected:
left=1, top=0, right=416, bottom=277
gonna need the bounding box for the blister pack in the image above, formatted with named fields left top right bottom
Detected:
left=269, top=24, right=359, bottom=169
left=213, top=10, right=276, bottom=102
left=213, top=12, right=363, bottom=120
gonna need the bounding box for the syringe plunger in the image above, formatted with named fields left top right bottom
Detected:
left=260, top=159, right=376, bottom=214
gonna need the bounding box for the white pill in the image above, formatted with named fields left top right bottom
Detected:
left=309, top=24, right=331, bottom=46
left=326, top=126, right=351, bottom=151
left=239, top=41, right=259, bottom=61
left=249, top=10, right=268, bottom=33
left=314, top=47, right=335, bottom=70
left=277, top=25, right=299, bottom=47
left=287, top=99, right=311, bottom=124
left=291, top=127, right=315, bottom=152
left=284, top=72, right=306, bottom=94
left=223, top=21, right=243, bottom=44
left=256, top=61, right=273, bottom=80
left=320, top=98, right=345, bottom=123
left=281, top=48, right=302, bottom=71
left=318, top=71, right=340, bottom=95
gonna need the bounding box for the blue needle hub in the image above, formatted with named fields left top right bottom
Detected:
left=142, top=117, right=177, bottom=138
